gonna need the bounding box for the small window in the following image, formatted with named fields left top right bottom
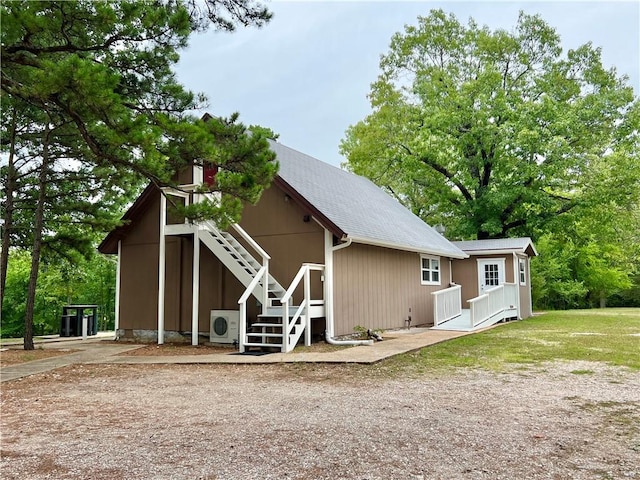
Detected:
left=204, top=165, right=218, bottom=187
left=420, top=255, right=441, bottom=285
left=519, top=258, right=526, bottom=285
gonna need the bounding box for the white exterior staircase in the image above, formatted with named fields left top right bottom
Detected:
left=199, top=221, right=287, bottom=305
left=197, top=220, right=324, bottom=353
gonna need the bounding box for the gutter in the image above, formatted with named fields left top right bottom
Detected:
left=346, top=235, right=468, bottom=259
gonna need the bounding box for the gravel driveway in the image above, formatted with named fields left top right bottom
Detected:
left=1, top=361, right=639, bottom=479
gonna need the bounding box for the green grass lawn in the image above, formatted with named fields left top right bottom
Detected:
left=387, top=308, right=640, bottom=373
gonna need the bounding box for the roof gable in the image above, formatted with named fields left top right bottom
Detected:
left=452, top=238, right=538, bottom=256
left=270, top=140, right=467, bottom=258
left=99, top=140, right=468, bottom=259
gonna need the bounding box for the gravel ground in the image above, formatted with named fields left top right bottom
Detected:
left=1, top=361, right=639, bottom=480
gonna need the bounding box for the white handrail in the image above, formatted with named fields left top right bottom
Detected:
left=238, top=266, right=267, bottom=353
left=204, top=219, right=272, bottom=310
left=280, top=263, right=325, bottom=352
left=281, top=267, right=307, bottom=305
left=468, top=283, right=520, bottom=327
left=286, top=301, right=307, bottom=336
left=231, top=223, right=271, bottom=262
left=432, top=285, right=462, bottom=326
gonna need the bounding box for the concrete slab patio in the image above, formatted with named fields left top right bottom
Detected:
left=1, top=325, right=492, bottom=382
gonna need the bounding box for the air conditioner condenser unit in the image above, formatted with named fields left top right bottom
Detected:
left=210, top=310, right=240, bottom=344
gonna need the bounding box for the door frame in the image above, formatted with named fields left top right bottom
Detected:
left=477, top=258, right=505, bottom=295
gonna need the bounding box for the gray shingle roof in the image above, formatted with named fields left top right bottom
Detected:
left=270, top=140, right=467, bottom=259
left=453, top=238, right=538, bottom=256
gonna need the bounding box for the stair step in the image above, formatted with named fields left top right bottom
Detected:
left=246, top=332, right=283, bottom=338
left=258, top=314, right=302, bottom=319
left=250, top=322, right=283, bottom=328
left=243, top=342, right=282, bottom=348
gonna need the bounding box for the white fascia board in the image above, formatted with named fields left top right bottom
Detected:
left=462, top=248, right=525, bottom=256
left=347, top=235, right=468, bottom=259
left=464, top=244, right=538, bottom=257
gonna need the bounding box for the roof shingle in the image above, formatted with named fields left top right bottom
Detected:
left=452, top=238, right=537, bottom=256
left=270, top=140, right=467, bottom=258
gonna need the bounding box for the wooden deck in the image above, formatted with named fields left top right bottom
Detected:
left=431, top=308, right=517, bottom=332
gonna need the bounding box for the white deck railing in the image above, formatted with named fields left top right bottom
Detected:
left=468, top=283, right=518, bottom=327
left=230, top=223, right=271, bottom=309
left=432, top=285, right=463, bottom=326
left=503, top=282, right=518, bottom=314
left=280, top=263, right=325, bottom=352
left=238, top=266, right=268, bottom=353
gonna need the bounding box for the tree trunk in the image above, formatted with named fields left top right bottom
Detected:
left=23, top=124, right=51, bottom=350
left=599, top=292, right=607, bottom=309
left=0, top=110, right=18, bottom=316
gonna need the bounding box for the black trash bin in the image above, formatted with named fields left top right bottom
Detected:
left=60, top=314, right=75, bottom=337
left=59, top=305, right=98, bottom=337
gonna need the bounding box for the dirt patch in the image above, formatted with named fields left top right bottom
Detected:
left=117, top=343, right=236, bottom=356
left=1, top=361, right=639, bottom=480
left=115, top=341, right=352, bottom=356
left=0, top=348, right=79, bottom=366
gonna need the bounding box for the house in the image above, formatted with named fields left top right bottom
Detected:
left=452, top=238, right=537, bottom=318
left=98, top=139, right=537, bottom=350
left=429, top=238, right=538, bottom=332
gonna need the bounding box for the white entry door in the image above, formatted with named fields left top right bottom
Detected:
left=477, top=259, right=505, bottom=294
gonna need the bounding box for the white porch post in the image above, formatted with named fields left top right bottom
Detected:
left=191, top=228, right=200, bottom=346
left=324, top=229, right=334, bottom=338
left=304, top=266, right=311, bottom=347
left=115, top=240, right=122, bottom=334
left=157, top=193, right=167, bottom=344
left=513, top=252, right=521, bottom=318
left=528, top=256, right=533, bottom=317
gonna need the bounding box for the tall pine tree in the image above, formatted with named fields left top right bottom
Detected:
left=1, top=1, right=276, bottom=349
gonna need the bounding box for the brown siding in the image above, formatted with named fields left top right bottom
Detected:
left=332, top=244, right=451, bottom=336
left=119, top=243, right=159, bottom=330
left=117, top=184, right=326, bottom=337
left=518, top=255, right=533, bottom=318
left=118, top=193, right=187, bottom=333
left=117, top=191, right=245, bottom=335
left=451, top=258, right=478, bottom=303
left=452, top=253, right=534, bottom=318
left=452, top=254, right=515, bottom=303
left=119, top=194, right=161, bottom=331
left=238, top=185, right=325, bottom=302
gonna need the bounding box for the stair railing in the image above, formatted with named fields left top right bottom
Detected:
left=469, top=285, right=503, bottom=327
left=228, top=223, right=271, bottom=309
left=280, top=263, right=325, bottom=353
left=432, top=284, right=462, bottom=326
left=238, top=266, right=268, bottom=354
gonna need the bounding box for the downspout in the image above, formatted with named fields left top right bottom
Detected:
left=324, top=230, right=373, bottom=347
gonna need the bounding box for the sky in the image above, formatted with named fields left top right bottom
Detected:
left=176, top=1, right=640, bottom=167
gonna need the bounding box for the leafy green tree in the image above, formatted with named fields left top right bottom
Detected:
left=341, top=10, right=637, bottom=240
left=1, top=0, right=276, bottom=349
left=532, top=95, right=640, bottom=309
left=1, top=250, right=117, bottom=338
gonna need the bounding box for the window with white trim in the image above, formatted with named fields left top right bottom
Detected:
left=519, top=258, right=526, bottom=285
left=420, top=255, right=441, bottom=285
